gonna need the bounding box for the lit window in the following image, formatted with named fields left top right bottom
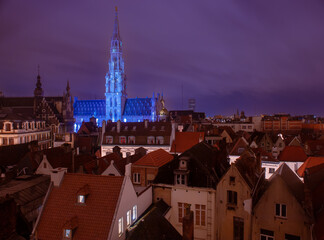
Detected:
left=119, top=136, right=126, bottom=144
left=178, top=202, right=185, bottom=223
left=275, top=203, right=287, bottom=218
left=133, top=173, right=140, bottom=184
left=78, top=195, right=85, bottom=204
left=118, top=217, right=123, bottom=236
left=195, top=204, right=206, bottom=226
left=227, top=190, right=237, bottom=206
left=127, top=210, right=131, bottom=226
left=132, top=205, right=137, bottom=221
left=106, top=136, right=113, bottom=144
left=64, top=229, right=71, bottom=238
left=260, top=229, right=274, bottom=240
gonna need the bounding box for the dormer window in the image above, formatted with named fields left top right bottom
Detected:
left=64, top=229, right=72, bottom=239
left=78, top=195, right=85, bottom=204
left=76, top=184, right=90, bottom=205
left=4, top=123, right=11, bottom=131
left=63, top=216, right=78, bottom=240
left=176, top=174, right=186, bottom=185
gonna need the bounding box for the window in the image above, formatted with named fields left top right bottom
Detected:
left=133, top=173, right=140, bottom=184
left=233, top=217, right=244, bottom=240
left=128, top=136, right=135, bottom=144
left=77, top=195, right=85, bottom=204
left=147, top=136, right=155, bottom=144
left=156, top=136, right=164, bottom=144
left=64, top=229, right=72, bottom=239
left=269, top=168, right=275, bottom=173
left=127, top=210, right=131, bottom=226
left=227, top=190, right=237, bottom=206
left=2, top=138, right=8, bottom=145
left=132, top=205, right=137, bottom=221
left=260, top=229, right=274, bottom=240
left=105, top=136, right=113, bottom=143
left=195, top=204, right=206, bottom=226
left=43, top=162, right=47, bottom=168
left=275, top=203, right=287, bottom=218
left=230, top=176, right=236, bottom=185
left=118, top=217, right=123, bottom=236
left=9, top=138, right=14, bottom=145
left=285, top=234, right=300, bottom=240
left=178, top=202, right=185, bottom=223
left=237, top=147, right=245, bottom=154
left=176, top=174, right=185, bottom=185
left=5, top=123, right=11, bottom=131
left=119, top=136, right=126, bottom=144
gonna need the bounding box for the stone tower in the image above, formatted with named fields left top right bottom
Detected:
left=105, top=7, right=127, bottom=122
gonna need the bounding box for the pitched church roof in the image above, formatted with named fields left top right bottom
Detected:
left=123, top=98, right=153, bottom=116
left=73, top=99, right=106, bottom=116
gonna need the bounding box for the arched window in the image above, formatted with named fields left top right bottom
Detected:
left=5, top=123, right=11, bottom=131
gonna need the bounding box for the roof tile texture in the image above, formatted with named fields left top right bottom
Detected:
left=36, top=174, right=124, bottom=240
left=278, top=146, right=307, bottom=162
left=133, top=149, right=173, bottom=167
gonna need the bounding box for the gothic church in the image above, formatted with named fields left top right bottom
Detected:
left=74, top=8, right=167, bottom=130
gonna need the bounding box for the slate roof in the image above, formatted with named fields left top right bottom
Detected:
left=297, top=157, right=324, bottom=177
left=103, top=122, right=172, bottom=145
left=36, top=174, right=124, bottom=240
left=0, top=175, right=50, bottom=222
left=154, top=141, right=229, bottom=189
left=74, top=99, right=106, bottom=116
left=133, top=149, right=173, bottom=168
left=123, top=97, right=152, bottom=116
left=269, top=163, right=304, bottom=204
left=84, top=152, right=122, bottom=175
left=278, top=146, right=308, bottom=162
left=170, top=132, right=205, bottom=153
left=127, top=200, right=181, bottom=240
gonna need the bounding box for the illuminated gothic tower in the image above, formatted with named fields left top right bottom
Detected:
left=105, top=7, right=126, bottom=122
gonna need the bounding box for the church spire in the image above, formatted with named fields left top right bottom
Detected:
left=112, top=6, right=121, bottom=41
left=34, top=65, right=44, bottom=97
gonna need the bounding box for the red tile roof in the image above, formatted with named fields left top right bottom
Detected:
left=170, top=132, right=204, bottom=153
left=36, top=174, right=124, bottom=240
left=133, top=149, right=173, bottom=168
left=297, top=157, right=324, bottom=177
left=278, top=146, right=307, bottom=162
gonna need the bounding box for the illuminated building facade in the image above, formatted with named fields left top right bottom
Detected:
left=74, top=7, right=166, bottom=131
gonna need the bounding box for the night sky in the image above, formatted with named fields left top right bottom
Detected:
left=1, top=1, right=324, bottom=117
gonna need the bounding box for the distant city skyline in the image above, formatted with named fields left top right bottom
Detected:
left=1, top=1, right=324, bottom=117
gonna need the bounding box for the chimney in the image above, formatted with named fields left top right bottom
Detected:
left=50, top=168, right=67, bottom=187
left=117, top=120, right=121, bottom=133
left=125, top=163, right=132, bottom=178
left=182, top=204, right=194, bottom=240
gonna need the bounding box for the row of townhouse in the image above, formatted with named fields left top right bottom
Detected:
left=145, top=142, right=313, bottom=240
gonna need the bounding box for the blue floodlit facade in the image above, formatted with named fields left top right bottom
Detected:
left=74, top=7, right=165, bottom=131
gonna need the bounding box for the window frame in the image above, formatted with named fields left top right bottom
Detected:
left=133, top=172, right=140, bottom=184
left=275, top=203, right=287, bottom=218
left=118, top=217, right=123, bottom=236
left=132, top=205, right=137, bottom=221
left=195, top=204, right=206, bottom=226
